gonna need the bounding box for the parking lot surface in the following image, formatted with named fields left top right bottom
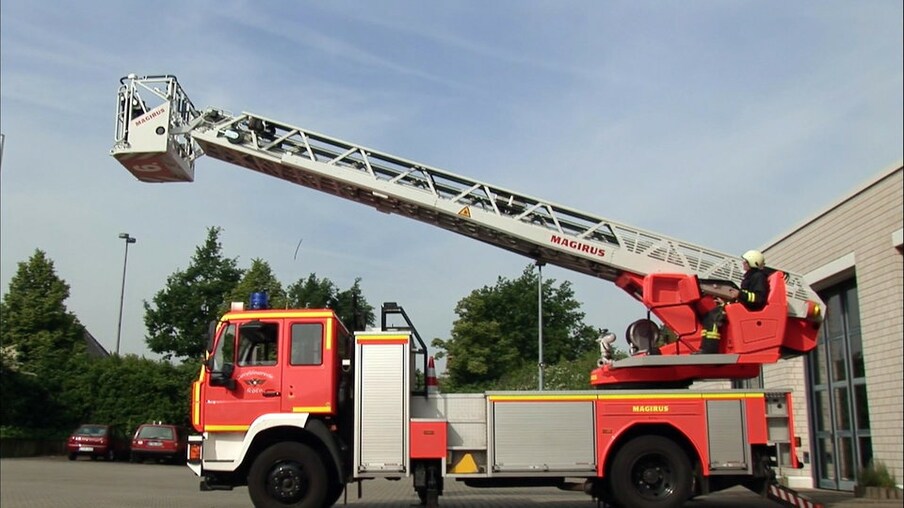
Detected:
left=0, top=456, right=898, bottom=508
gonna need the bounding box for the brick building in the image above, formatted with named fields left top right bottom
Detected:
left=760, top=162, right=903, bottom=490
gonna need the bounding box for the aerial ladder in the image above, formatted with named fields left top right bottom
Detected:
left=111, top=74, right=824, bottom=387
left=111, top=74, right=829, bottom=508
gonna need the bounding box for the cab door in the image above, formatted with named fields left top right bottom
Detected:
left=203, top=320, right=283, bottom=431
left=280, top=317, right=337, bottom=416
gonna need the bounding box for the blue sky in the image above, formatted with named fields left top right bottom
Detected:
left=1, top=1, right=902, bottom=366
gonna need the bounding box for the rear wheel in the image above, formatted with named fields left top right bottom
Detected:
left=609, top=436, right=692, bottom=508
left=248, top=442, right=327, bottom=508
left=68, top=453, right=77, bottom=461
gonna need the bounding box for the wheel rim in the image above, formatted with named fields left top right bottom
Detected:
left=630, top=453, right=676, bottom=500
left=266, top=461, right=310, bottom=503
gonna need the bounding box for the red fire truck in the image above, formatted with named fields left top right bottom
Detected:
left=111, top=75, right=826, bottom=508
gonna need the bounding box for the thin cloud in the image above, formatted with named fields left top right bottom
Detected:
left=211, top=4, right=479, bottom=94
left=1, top=1, right=901, bottom=358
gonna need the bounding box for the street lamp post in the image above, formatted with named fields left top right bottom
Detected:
left=115, top=233, right=137, bottom=356
left=537, top=260, right=546, bottom=391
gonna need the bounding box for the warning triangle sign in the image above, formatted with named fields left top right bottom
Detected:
left=458, top=206, right=471, bottom=218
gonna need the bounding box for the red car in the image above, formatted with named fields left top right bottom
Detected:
left=130, top=423, right=188, bottom=464
left=67, top=424, right=129, bottom=461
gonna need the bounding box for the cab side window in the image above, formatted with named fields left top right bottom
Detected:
left=291, top=323, right=323, bottom=366
left=237, top=322, right=279, bottom=366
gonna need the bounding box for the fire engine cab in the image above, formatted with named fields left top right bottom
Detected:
left=111, top=74, right=826, bottom=508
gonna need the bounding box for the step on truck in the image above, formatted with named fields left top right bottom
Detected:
left=110, top=74, right=826, bottom=508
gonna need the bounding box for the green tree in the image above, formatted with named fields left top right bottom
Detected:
left=287, top=274, right=338, bottom=308
left=334, top=278, right=375, bottom=331
left=286, top=275, right=375, bottom=330
left=144, top=227, right=243, bottom=360
left=68, top=355, right=197, bottom=432
left=226, top=258, right=286, bottom=310
left=432, top=264, right=598, bottom=392
left=0, top=249, right=88, bottom=429
left=1, top=343, right=54, bottom=429
left=494, top=349, right=610, bottom=391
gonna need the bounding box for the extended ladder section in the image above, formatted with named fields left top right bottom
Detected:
left=111, top=75, right=824, bottom=353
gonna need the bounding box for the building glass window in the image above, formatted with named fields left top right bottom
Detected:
left=808, top=278, right=871, bottom=491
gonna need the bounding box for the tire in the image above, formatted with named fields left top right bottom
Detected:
left=609, top=436, right=692, bottom=508
left=324, top=481, right=345, bottom=507
left=106, top=449, right=116, bottom=461
left=248, top=442, right=327, bottom=508
left=130, top=454, right=141, bottom=463
left=68, top=453, right=77, bottom=461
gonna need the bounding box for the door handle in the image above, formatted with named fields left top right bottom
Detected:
left=263, top=390, right=281, bottom=397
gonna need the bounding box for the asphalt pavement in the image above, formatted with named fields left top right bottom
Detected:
left=0, top=456, right=900, bottom=508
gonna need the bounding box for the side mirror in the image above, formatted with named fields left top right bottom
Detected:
left=209, top=363, right=236, bottom=391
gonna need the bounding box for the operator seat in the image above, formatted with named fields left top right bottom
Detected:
left=722, top=271, right=787, bottom=355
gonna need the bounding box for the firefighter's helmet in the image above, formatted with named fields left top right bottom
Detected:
left=742, top=250, right=765, bottom=269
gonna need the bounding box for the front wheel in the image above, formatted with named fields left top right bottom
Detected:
left=248, top=442, right=327, bottom=508
left=609, top=435, right=692, bottom=508
left=324, top=481, right=345, bottom=507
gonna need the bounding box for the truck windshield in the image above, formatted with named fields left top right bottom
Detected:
left=210, top=323, right=236, bottom=372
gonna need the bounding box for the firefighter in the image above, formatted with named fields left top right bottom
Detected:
left=736, top=250, right=770, bottom=310
left=696, top=250, right=770, bottom=354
